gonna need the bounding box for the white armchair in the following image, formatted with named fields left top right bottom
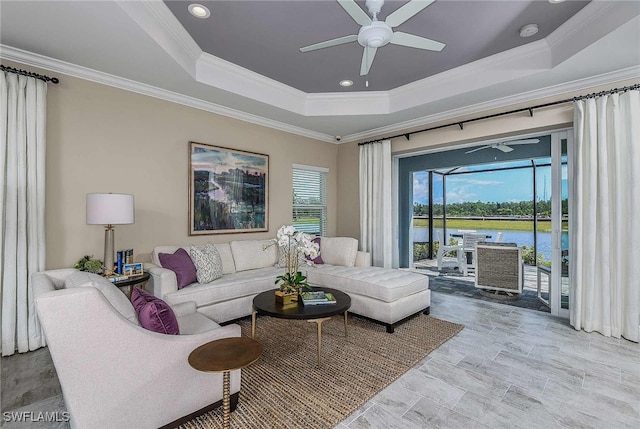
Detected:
left=436, top=231, right=463, bottom=272
left=33, top=269, right=241, bottom=429
left=461, top=233, right=488, bottom=276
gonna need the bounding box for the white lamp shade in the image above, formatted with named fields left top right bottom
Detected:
left=86, top=193, right=135, bottom=225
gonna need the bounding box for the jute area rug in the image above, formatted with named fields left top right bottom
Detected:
left=181, top=314, right=463, bottom=429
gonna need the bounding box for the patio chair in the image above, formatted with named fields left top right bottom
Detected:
left=461, top=233, right=487, bottom=276
left=475, top=243, right=523, bottom=294
left=495, top=232, right=504, bottom=243
left=436, top=231, right=463, bottom=272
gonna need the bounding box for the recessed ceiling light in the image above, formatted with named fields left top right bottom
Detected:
left=548, top=0, right=566, bottom=4
left=339, top=80, right=353, bottom=87
left=519, top=24, right=539, bottom=38
left=189, top=4, right=210, bottom=18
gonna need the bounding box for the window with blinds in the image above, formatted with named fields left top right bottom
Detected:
left=292, top=164, right=328, bottom=236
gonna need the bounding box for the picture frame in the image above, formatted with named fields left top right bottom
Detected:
left=123, top=262, right=144, bottom=277
left=189, top=142, right=269, bottom=235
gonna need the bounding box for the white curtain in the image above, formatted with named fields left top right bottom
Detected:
left=1, top=71, right=47, bottom=356
left=359, top=140, right=393, bottom=268
left=571, top=90, right=640, bottom=342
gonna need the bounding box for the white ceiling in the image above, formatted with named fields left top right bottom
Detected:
left=1, top=1, right=639, bottom=143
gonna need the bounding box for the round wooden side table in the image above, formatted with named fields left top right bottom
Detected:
left=188, top=337, right=262, bottom=429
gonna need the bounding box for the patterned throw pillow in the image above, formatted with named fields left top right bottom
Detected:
left=190, top=242, right=223, bottom=284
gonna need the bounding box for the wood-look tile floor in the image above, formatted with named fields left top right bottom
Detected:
left=2, top=292, right=638, bottom=429
left=336, top=293, right=640, bottom=429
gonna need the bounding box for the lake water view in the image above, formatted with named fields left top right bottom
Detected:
left=413, top=227, right=568, bottom=262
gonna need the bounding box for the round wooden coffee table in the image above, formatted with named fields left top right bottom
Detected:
left=252, top=287, right=351, bottom=367
left=188, top=337, right=262, bottom=429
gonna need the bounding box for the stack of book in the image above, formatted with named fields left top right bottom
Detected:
left=300, top=291, right=337, bottom=305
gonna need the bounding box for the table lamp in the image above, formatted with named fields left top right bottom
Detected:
left=86, top=193, right=135, bottom=276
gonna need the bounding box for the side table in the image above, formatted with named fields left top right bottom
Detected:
left=188, top=337, right=262, bottom=429
left=109, top=272, right=150, bottom=298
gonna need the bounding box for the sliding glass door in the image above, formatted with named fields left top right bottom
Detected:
left=550, top=131, right=571, bottom=318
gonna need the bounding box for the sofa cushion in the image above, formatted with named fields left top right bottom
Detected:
left=176, top=312, right=221, bottom=335
left=131, top=289, right=179, bottom=335
left=319, top=237, right=358, bottom=267
left=190, top=243, right=223, bottom=283
left=158, top=248, right=197, bottom=289
left=163, top=267, right=283, bottom=308
left=230, top=240, right=278, bottom=272
left=306, top=265, right=429, bottom=303
left=64, top=271, right=139, bottom=325
left=214, top=243, right=236, bottom=275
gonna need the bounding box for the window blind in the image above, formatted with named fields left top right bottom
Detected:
left=292, top=166, right=327, bottom=236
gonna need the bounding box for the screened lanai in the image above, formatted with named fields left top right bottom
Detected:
left=398, top=134, right=569, bottom=313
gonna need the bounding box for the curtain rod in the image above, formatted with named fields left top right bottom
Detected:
left=358, top=83, right=640, bottom=146
left=0, top=65, right=60, bottom=84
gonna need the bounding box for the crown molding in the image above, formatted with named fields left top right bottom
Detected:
left=340, top=66, right=640, bottom=143
left=305, top=91, right=390, bottom=115
left=196, top=52, right=307, bottom=114
left=546, top=0, right=640, bottom=67
left=3, top=45, right=636, bottom=146
left=115, top=0, right=201, bottom=76
left=0, top=45, right=336, bottom=144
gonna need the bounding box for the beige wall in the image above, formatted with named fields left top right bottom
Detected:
left=335, top=78, right=640, bottom=241
left=5, top=62, right=338, bottom=269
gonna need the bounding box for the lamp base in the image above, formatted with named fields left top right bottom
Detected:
left=103, top=225, right=115, bottom=276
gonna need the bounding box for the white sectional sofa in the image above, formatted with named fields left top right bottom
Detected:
left=147, top=237, right=430, bottom=333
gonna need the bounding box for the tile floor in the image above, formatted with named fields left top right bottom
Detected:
left=2, top=292, right=639, bottom=429
left=337, top=293, right=640, bottom=429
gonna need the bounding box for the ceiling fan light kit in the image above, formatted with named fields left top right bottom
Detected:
left=300, top=0, right=445, bottom=77
left=358, top=22, right=393, bottom=48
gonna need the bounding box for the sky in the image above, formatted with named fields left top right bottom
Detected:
left=413, top=163, right=568, bottom=205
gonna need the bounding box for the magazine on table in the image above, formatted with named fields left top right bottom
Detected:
left=300, top=291, right=337, bottom=305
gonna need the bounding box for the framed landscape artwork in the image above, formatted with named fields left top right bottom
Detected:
left=189, top=142, right=268, bottom=235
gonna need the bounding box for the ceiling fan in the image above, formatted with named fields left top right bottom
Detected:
left=465, top=139, right=541, bottom=154
left=299, top=0, right=445, bottom=76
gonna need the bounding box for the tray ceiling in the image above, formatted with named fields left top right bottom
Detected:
left=1, top=0, right=638, bottom=142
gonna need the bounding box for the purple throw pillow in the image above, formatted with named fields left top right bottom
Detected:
left=158, top=248, right=197, bottom=289
left=306, top=237, right=324, bottom=265
left=131, top=289, right=179, bottom=335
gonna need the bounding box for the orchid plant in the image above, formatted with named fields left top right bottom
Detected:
left=269, top=225, right=320, bottom=294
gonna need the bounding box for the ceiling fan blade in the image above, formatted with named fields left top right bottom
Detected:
left=503, top=138, right=541, bottom=146
left=299, top=35, right=358, bottom=52
left=465, top=146, right=490, bottom=154
left=360, top=45, right=378, bottom=76
left=390, top=31, right=445, bottom=51
left=496, top=145, right=514, bottom=153
left=385, top=0, right=435, bottom=28
left=337, top=0, right=372, bottom=26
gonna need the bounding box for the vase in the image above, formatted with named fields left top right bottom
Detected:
left=275, top=290, right=298, bottom=305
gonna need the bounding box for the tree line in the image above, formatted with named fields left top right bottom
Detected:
left=413, top=199, right=567, bottom=218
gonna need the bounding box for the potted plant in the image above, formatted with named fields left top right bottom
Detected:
left=73, top=255, right=103, bottom=274
left=269, top=225, right=319, bottom=304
